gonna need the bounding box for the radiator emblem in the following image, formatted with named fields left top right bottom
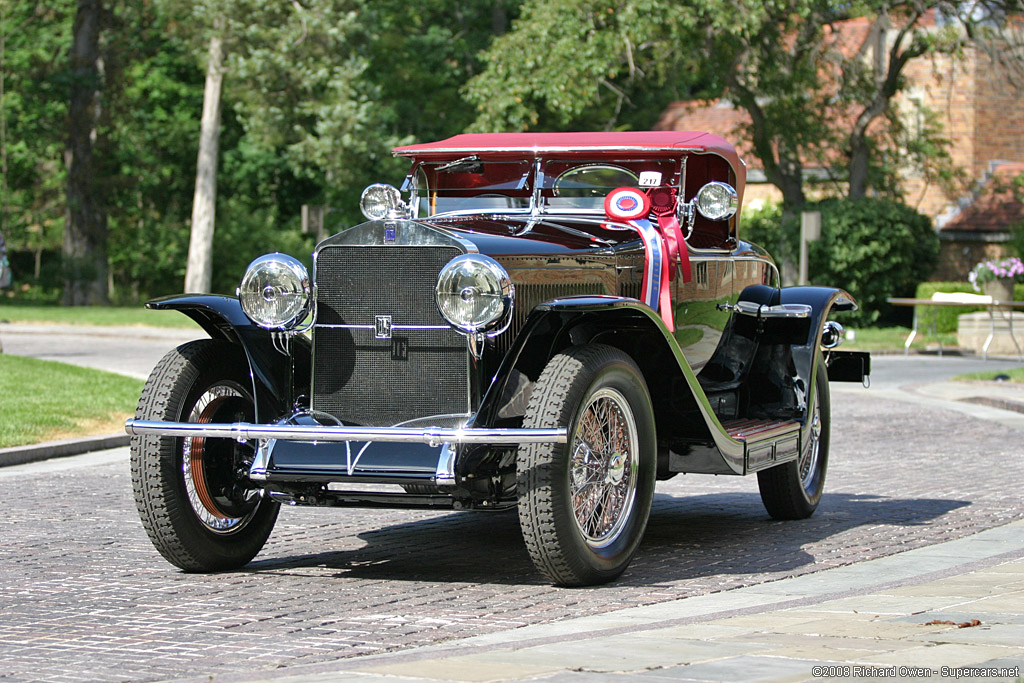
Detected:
left=374, top=315, right=393, bottom=339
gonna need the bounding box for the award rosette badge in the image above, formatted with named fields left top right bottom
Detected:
left=603, top=187, right=651, bottom=221
left=603, top=187, right=675, bottom=330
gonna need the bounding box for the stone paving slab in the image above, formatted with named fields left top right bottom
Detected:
left=250, top=538, right=1024, bottom=683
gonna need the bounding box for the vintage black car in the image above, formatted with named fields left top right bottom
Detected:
left=127, top=131, right=869, bottom=586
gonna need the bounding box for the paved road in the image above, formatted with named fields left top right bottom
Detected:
left=3, top=365, right=1024, bottom=680
left=0, top=322, right=200, bottom=379
left=3, top=328, right=1024, bottom=681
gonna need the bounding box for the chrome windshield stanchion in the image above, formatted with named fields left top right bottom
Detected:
left=249, top=441, right=271, bottom=482
left=434, top=444, right=457, bottom=486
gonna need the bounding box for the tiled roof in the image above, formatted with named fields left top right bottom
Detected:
left=654, top=100, right=757, bottom=166
left=940, top=163, right=1024, bottom=233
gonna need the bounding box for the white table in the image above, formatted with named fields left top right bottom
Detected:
left=887, top=297, right=1024, bottom=360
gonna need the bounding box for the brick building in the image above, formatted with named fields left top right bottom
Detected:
left=656, top=14, right=1024, bottom=282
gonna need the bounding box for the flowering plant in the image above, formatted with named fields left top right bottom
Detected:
left=968, top=256, right=1024, bottom=291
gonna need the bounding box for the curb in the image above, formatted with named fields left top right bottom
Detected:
left=0, top=433, right=129, bottom=468
left=960, top=394, right=1024, bottom=414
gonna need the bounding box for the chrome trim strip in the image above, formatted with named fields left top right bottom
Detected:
left=315, top=220, right=480, bottom=254
left=314, top=324, right=450, bottom=331
left=125, top=418, right=567, bottom=445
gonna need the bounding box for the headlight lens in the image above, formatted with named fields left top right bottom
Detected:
left=695, top=182, right=738, bottom=221
left=238, top=254, right=311, bottom=329
left=360, top=183, right=406, bottom=221
left=435, top=255, right=513, bottom=334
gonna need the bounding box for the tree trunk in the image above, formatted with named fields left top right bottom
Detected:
left=63, top=0, right=108, bottom=306
left=847, top=132, right=871, bottom=200
left=184, top=30, right=224, bottom=294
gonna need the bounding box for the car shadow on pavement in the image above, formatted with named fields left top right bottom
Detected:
left=245, top=491, right=969, bottom=587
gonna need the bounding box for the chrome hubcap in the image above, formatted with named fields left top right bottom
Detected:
left=569, top=388, right=638, bottom=548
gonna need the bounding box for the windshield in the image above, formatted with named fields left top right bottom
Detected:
left=410, top=157, right=680, bottom=217
left=413, top=159, right=532, bottom=216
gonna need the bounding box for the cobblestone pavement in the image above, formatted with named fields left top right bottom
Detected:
left=2, top=391, right=1023, bottom=683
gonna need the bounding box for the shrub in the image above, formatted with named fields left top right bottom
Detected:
left=741, top=198, right=939, bottom=326
left=914, top=282, right=983, bottom=333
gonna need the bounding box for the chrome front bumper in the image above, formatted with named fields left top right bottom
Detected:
left=123, top=418, right=567, bottom=446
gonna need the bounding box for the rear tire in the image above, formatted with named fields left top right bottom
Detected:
left=757, top=353, right=830, bottom=520
left=518, top=344, right=656, bottom=586
left=130, top=340, right=278, bottom=571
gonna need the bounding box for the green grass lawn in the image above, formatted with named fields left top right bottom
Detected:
left=0, top=354, right=144, bottom=449
left=0, top=304, right=975, bottom=450
left=953, top=367, right=1024, bottom=383
left=0, top=302, right=199, bottom=328
left=840, top=326, right=958, bottom=352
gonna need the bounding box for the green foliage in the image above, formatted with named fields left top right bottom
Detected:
left=741, top=198, right=939, bottom=325
left=465, top=0, right=968, bottom=213
left=209, top=194, right=316, bottom=295
left=813, top=198, right=939, bottom=326
left=741, top=202, right=791, bottom=270
left=466, top=0, right=713, bottom=132
left=914, top=281, right=984, bottom=334
left=1, top=1, right=76, bottom=280
left=0, top=302, right=200, bottom=328
left=2, top=0, right=518, bottom=303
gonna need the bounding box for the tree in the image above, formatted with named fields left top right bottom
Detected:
left=466, top=0, right=710, bottom=133
left=466, top=0, right=966, bottom=213
left=956, top=0, right=1024, bottom=91
left=184, top=22, right=224, bottom=294
left=63, top=0, right=108, bottom=305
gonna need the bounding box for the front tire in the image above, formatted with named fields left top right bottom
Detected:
left=130, top=340, right=279, bottom=571
left=518, top=344, right=656, bottom=586
left=757, top=354, right=830, bottom=520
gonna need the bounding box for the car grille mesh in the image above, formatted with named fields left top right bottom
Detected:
left=489, top=282, right=605, bottom=359
left=312, top=245, right=467, bottom=427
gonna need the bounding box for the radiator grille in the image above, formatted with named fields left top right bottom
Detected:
left=489, top=282, right=605, bottom=359
left=312, top=245, right=467, bottom=426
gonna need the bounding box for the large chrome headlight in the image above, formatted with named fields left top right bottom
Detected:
left=695, top=182, right=738, bottom=221
left=435, top=254, right=513, bottom=335
left=238, top=254, right=311, bottom=330
left=360, top=183, right=409, bottom=221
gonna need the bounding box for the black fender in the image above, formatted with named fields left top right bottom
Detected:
left=733, top=284, right=857, bottom=384
left=778, top=286, right=858, bottom=387
left=145, top=294, right=311, bottom=422
left=472, top=295, right=745, bottom=473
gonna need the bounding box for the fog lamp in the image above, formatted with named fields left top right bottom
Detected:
left=695, top=182, right=738, bottom=221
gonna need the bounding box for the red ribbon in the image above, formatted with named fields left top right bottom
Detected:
left=648, top=187, right=691, bottom=285
left=605, top=186, right=691, bottom=333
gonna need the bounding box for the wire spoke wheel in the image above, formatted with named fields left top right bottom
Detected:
left=182, top=386, right=262, bottom=534
left=757, top=351, right=831, bottom=520
left=518, top=344, right=656, bottom=587
left=131, top=340, right=279, bottom=572
left=798, top=402, right=822, bottom=489
left=569, top=388, right=638, bottom=548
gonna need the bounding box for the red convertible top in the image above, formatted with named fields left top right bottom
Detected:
left=394, top=131, right=744, bottom=183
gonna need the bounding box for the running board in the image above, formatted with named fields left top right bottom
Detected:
left=722, top=418, right=801, bottom=473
